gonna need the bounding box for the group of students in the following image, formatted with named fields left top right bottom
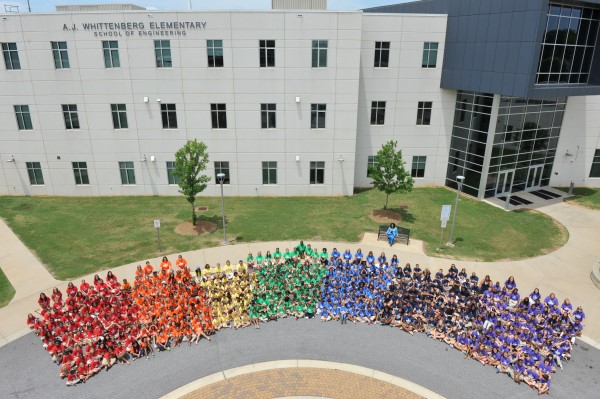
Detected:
left=28, top=244, right=585, bottom=393
left=28, top=255, right=216, bottom=386
left=316, top=248, right=585, bottom=395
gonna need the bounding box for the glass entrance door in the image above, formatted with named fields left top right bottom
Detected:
left=526, top=165, right=543, bottom=190
left=496, top=169, right=514, bottom=196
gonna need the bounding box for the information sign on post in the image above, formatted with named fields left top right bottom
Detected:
left=439, top=205, right=451, bottom=246
left=154, top=219, right=161, bottom=251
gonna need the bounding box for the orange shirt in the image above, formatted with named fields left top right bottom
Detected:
left=160, top=261, right=172, bottom=272
left=176, top=257, right=188, bottom=269
left=144, top=264, right=153, bottom=276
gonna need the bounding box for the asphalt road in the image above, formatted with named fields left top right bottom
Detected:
left=1, top=318, right=599, bottom=399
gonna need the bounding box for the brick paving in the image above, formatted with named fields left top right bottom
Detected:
left=180, top=368, right=424, bottom=399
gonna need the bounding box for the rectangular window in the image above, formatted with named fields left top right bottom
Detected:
left=370, top=101, right=386, bottom=125
left=262, top=161, right=277, bottom=184
left=367, top=155, right=377, bottom=177
left=374, top=41, right=390, bottom=67
left=119, top=161, right=136, bottom=185
left=259, top=40, right=275, bottom=67
left=214, top=161, right=230, bottom=184
left=411, top=156, right=427, bottom=178
left=310, top=161, right=325, bottom=184
left=207, top=40, right=224, bottom=67
left=102, top=40, right=120, bottom=68
left=111, top=104, right=128, bottom=129
left=154, top=40, right=172, bottom=68
left=261, top=103, right=276, bottom=128
left=211, top=104, right=227, bottom=129
left=422, top=42, right=438, bottom=68
left=51, top=41, right=70, bottom=69
left=417, top=101, right=432, bottom=125
left=310, top=104, right=326, bottom=129
left=72, top=162, right=90, bottom=185
left=312, top=40, right=328, bottom=68
left=166, top=161, right=179, bottom=184
left=2, top=42, right=20, bottom=70
left=62, top=104, right=80, bottom=129
left=590, top=149, right=600, bottom=177
left=26, top=162, right=44, bottom=185
left=160, top=103, right=177, bottom=129
left=14, top=105, right=33, bottom=130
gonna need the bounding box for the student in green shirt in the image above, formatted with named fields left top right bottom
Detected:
left=255, top=251, right=265, bottom=268
left=296, top=240, right=307, bottom=258
left=319, top=248, right=328, bottom=260
left=273, top=247, right=282, bottom=260
left=306, top=244, right=315, bottom=258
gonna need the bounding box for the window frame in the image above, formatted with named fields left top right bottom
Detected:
left=166, top=161, right=179, bottom=184
left=374, top=41, right=390, bottom=68
left=111, top=104, right=128, bottom=129
left=309, top=161, right=325, bottom=184
left=14, top=105, right=33, bottom=130
left=72, top=161, right=90, bottom=185
left=210, top=103, right=227, bottom=129
left=367, top=155, right=378, bottom=177
left=119, top=161, right=136, bottom=185
left=102, top=40, right=120, bottom=68
left=411, top=156, right=427, bottom=178
left=51, top=41, right=70, bottom=69
left=260, top=103, right=276, bottom=129
left=160, top=103, right=178, bottom=129
left=62, top=104, right=80, bottom=130
left=214, top=161, right=230, bottom=184
left=590, top=149, right=600, bottom=177
left=422, top=42, right=439, bottom=68
left=154, top=40, right=172, bottom=68
left=262, top=161, right=277, bottom=185
left=417, top=101, right=433, bottom=125
left=311, top=40, right=328, bottom=68
left=2, top=42, right=21, bottom=70
left=26, top=162, right=44, bottom=185
left=207, top=39, right=224, bottom=67
left=259, top=40, right=275, bottom=67
left=310, top=103, right=326, bottom=129
left=370, top=101, right=386, bottom=125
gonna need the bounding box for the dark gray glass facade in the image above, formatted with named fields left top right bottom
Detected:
left=445, top=91, right=493, bottom=197
left=485, top=96, right=566, bottom=198
left=537, top=2, right=600, bottom=84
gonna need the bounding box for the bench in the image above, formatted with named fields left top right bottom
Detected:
left=378, top=225, right=410, bottom=245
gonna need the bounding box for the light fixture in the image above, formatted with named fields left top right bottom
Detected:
left=295, top=155, right=300, bottom=161
left=6, top=155, right=15, bottom=163
left=338, top=154, right=345, bottom=162
left=156, top=98, right=161, bottom=102
left=565, top=150, right=573, bottom=157
left=141, top=155, right=147, bottom=162
left=143, top=97, right=149, bottom=103
left=295, top=96, right=301, bottom=103
left=150, top=155, right=156, bottom=162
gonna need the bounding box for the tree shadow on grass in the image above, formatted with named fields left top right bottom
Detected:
left=386, top=207, right=416, bottom=224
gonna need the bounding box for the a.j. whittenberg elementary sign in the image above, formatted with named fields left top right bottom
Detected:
left=63, top=21, right=207, bottom=37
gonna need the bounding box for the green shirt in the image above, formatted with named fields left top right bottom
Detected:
left=306, top=247, right=315, bottom=257
left=246, top=255, right=254, bottom=262
left=320, top=251, right=328, bottom=259
left=283, top=251, right=292, bottom=259
left=296, top=243, right=307, bottom=255
left=273, top=250, right=282, bottom=259
left=256, top=255, right=264, bottom=265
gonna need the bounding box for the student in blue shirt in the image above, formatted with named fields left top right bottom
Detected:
left=354, top=248, right=363, bottom=262
left=386, top=223, right=398, bottom=246
left=331, top=248, right=341, bottom=259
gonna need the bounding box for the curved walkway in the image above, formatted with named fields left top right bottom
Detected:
left=1, top=201, right=600, bottom=346
left=164, top=360, right=443, bottom=399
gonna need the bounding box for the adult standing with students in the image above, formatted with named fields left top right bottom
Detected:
left=386, top=223, right=398, bottom=247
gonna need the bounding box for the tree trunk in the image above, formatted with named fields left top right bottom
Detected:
left=191, top=201, right=197, bottom=226
left=384, top=193, right=389, bottom=210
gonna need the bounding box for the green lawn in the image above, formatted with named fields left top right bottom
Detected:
left=0, top=268, right=16, bottom=308
left=0, top=188, right=568, bottom=280
left=557, top=187, right=600, bottom=210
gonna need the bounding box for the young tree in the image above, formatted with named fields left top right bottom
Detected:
left=173, top=139, right=211, bottom=225
left=368, top=140, right=414, bottom=210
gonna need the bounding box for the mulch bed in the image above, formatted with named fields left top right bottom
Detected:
left=175, top=221, right=217, bottom=236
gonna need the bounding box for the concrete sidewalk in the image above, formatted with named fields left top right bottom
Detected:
left=1, top=201, right=599, bottom=347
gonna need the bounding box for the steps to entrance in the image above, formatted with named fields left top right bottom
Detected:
left=485, top=187, right=569, bottom=211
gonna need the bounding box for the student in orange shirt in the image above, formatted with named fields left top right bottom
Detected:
left=160, top=256, right=172, bottom=272
left=176, top=255, right=188, bottom=270
left=143, top=261, right=154, bottom=277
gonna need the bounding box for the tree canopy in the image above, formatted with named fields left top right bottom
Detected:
left=172, top=139, right=211, bottom=225
left=368, top=140, right=414, bottom=210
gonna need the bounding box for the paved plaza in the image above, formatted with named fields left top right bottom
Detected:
left=1, top=201, right=600, bottom=398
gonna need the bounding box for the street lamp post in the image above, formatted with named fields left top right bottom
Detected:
left=216, top=173, right=228, bottom=245
left=447, top=175, right=465, bottom=246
